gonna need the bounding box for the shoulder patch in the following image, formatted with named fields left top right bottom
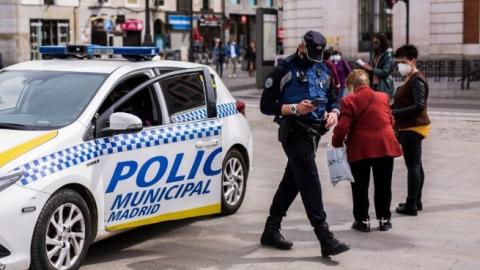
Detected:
left=265, top=77, right=274, bottom=88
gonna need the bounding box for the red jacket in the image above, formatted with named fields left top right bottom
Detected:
left=332, top=86, right=402, bottom=162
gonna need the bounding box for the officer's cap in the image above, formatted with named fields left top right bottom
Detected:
left=303, top=31, right=327, bottom=62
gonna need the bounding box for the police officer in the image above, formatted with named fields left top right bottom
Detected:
left=259, top=31, right=350, bottom=257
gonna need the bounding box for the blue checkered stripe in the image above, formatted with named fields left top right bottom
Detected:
left=171, top=107, right=208, bottom=123
left=171, top=102, right=238, bottom=123
left=18, top=120, right=222, bottom=186
left=217, top=102, right=238, bottom=118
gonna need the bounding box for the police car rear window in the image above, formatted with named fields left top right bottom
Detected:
left=160, top=73, right=207, bottom=116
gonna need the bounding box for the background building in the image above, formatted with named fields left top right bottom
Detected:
left=0, top=0, right=281, bottom=66
left=282, top=0, right=480, bottom=59
left=0, top=0, right=176, bottom=66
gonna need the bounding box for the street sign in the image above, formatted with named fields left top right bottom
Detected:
left=104, top=19, right=113, bottom=32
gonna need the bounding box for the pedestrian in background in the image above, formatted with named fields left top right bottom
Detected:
left=323, top=47, right=341, bottom=95
left=226, top=37, right=239, bottom=78
left=357, top=33, right=395, bottom=99
left=332, top=50, right=352, bottom=98
left=245, top=41, right=256, bottom=77
left=392, top=44, right=431, bottom=216
left=213, top=40, right=225, bottom=77
left=332, top=69, right=402, bottom=232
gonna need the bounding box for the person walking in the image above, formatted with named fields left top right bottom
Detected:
left=323, top=47, right=341, bottom=95
left=245, top=41, right=256, bottom=77
left=332, top=50, right=352, bottom=98
left=260, top=31, right=350, bottom=258
left=213, top=40, right=226, bottom=77
left=332, top=69, right=402, bottom=232
left=226, top=37, right=239, bottom=78
left=392, top=44, right=431, bottom=216
left=358, top=33, right=395, bottom=99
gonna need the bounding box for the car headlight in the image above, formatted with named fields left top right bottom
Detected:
left=0, top=170, right=24, bottom=192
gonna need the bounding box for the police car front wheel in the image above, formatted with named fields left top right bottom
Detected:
left=221, top=149, right=247, bottom=215
left=31, top=189, right=92, bottom=270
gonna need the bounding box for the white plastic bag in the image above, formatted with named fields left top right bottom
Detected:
left=326, top=144, right=354, bottom=186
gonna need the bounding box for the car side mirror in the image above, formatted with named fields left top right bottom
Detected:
left=110, top=112, right=143, bottom=131
left=98, top=112, right=143, bottom=137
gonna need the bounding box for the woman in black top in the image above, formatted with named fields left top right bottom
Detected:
left=392, top=44, right=431, bottom=216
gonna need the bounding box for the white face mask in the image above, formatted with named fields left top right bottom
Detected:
left=398, top=63, right=412, bottom=77
left=332, top=55, right=341, bottom=61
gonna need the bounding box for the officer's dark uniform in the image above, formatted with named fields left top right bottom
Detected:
left=259, top=31, right=349, bottom=257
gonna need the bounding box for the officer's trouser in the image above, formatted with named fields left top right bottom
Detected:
left=269, top=128, right=327, bottom=227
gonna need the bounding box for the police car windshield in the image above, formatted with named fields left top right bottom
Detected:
left=0, top=70, right=106, bottom=130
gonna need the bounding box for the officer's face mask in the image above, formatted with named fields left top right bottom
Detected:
left=301, top=41, right=324, bottom=63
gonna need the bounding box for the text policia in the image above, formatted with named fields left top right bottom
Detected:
left=105, top=148, right=222, bottom=223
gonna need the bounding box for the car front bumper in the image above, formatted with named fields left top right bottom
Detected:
left=0, top=184, right=50, bottom=270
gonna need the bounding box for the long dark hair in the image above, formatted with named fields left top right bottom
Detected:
left=373, top=33, right=389, bottom=53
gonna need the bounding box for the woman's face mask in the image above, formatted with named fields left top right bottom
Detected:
left=332, top=55, right=341, bottom=62
left=398, top=63, right=412, bottom=76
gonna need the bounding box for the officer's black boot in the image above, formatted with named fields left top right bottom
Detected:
left=314, top=223, right=350, bottom=257
left=260, top=216, right=293, bottom=250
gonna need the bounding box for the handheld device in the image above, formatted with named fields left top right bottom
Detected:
left=311, top=98, right=326, bottom=107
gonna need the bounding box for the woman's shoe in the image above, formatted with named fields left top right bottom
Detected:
left=379, top=218, right=392, bottom=231
left=398, top=202, right=423, bottom=211
left=396, top=204, right=418, bottom=216
left=351, top=219, right=370, bottom=232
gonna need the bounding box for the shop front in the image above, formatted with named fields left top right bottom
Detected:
left=226, top=14, right=256, bottom=52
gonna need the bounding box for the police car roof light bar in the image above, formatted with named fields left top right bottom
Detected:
left=39, top=45, right=160, bottom=60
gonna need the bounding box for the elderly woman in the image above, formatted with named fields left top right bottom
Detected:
left=332, top=69, right=402, bottom=232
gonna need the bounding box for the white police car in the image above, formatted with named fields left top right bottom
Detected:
left=0, top=45, right=252, bottom=270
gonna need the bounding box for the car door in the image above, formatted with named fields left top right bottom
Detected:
left=97, top=68, right=222, bottom=231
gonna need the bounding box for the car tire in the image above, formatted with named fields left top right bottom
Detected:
left=30, top=189, right=92, bottom=270
left=221, top=149, right=248, bottom=215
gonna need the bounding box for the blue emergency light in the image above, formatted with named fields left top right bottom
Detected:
left=39, top=45, right=160, bottom=60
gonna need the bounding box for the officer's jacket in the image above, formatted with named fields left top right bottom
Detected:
left=260, top=53, right=339, bottom=122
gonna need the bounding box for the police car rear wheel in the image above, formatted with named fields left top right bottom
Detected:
left=31, top=189, right=92, bottom=270
left=221, top=149, right=247, bottom=215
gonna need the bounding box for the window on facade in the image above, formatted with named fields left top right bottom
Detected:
left=230, top=0, right=241, bottom=5
left=202, top=0, right=209, bottom=10
left=125, top=0, right=139, bottom=6
left=160, top=73, right=207, bottom=119
left=178, top=0, right=191, bottom=11
left=30, top=19, right=69, bottom=60
left=358, top=0, right=392, bottom=52
left=264, top=0, right=272, bottom=7
left=248, top=0, right=258, bottom=6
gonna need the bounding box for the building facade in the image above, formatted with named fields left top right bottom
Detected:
left=0, top=0, right=281, bottom=66
left=282, top=0, right=480, bottom=59
left=0, top=0, right=179, bottom=66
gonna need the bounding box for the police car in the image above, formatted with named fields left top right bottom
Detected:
left=0, top=45, right=252, bottom=270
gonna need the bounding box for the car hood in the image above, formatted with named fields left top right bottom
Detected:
left=0, top=129, right=58, bottom=168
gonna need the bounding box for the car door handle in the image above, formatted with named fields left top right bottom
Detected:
left=195, top=139, right=219, bottom=148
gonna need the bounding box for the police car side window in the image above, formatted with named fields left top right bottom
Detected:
left=159, top=73, right=207, bottom=121
left=98, top=73, right=161, bottom=127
